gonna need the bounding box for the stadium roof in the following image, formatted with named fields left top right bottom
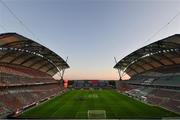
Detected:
left=0, top=33, right=69, bottom=76
left=114, top=34, right=180, bottom=77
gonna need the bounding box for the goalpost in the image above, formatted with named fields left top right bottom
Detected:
left=88, top=110, right=106, bottom=119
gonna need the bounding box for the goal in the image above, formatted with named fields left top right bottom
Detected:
left=87, top=110, right=106, bottom=119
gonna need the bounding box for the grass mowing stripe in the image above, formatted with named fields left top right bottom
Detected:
left=104, top=90, right=144, bottom=118
left=74, top=90, right=87, bottom=118
left=98, top=90, right=118, bottom=118
left=40, top=91, right=76, bottom=117
left=50, top=90, right=83, bottom=118
left=106, top=90, right=178, bottom=118
left=49, top=91, right=78, bottom=117
left=21, top=91, right=75, bottom=118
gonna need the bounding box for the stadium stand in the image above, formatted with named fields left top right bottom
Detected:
left=72, top=80, right=113, bottom=89
left=0, top=33, right=69, bottom=118
left=114, top=34, right=180, bottom=114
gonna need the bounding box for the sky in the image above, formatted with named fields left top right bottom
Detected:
left=0, top=0, right=180, bottom=80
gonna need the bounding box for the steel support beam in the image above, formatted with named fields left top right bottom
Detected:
left=28, top=59, right=44, bottom=67
left=9, top=53, right=26, bottom=64
left=150, top=56, right=165, bottom=66
left=37, top=62, right=49, bottom=70
left=20, top=56, right=37, bottom=65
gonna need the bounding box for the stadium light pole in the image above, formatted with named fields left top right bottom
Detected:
left=114, top=57, right=121, bottom=80
left=56, top=56, right=68, bottom=81
left=61, top=56, right=68, bottom=80
left=57, top=69, right=62, bottom=80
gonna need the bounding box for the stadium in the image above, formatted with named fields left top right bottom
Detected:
left=0, top=32, right=180, bottom=119
left=0, top=33, right=69, bottom=118
left=114, top=34, right=180, bottom=115
left=1, top=0, right=180, bottom=119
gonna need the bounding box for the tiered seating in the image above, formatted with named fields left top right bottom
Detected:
left=142, top=87, right=154, bottom=95
left=150, top=89, right=178, bottom=98
left=0, top=65, right=30, bottom=78
left=153, top=76, right=180, bottom=87
left=147, top=89, right=180, bottom=113
left=116, top=82, right=139, bottom=92
left=0, top=102, right=12, bottom=118
left=0, top=84, right=64, bottom=118
left=125, top=87, right=153, bottom=98
left=0, top=93, right=22, bottom=110
left=0, top=64, right=65, bottom=118
left=143, top=78, right=155, bottom=85
left=126, top=76, right=146, bottom=84
left=126, top=73, right=180, bottom=87
left=162, top=100, right=180, bottom=112
left=0, top=64, right=57, bottom=87
left=0, top=73, right=57, bottom=86
left=174, top=93, right=180, bottom=99
left=117, top=76, right=180, bottom=113
left=147, top=96, right=163, bottom=105
left=0, top=64, right=51, bottom=78
left=72, top=80, right=111, bottom=88
left=73, top=81, right=85, bottom=88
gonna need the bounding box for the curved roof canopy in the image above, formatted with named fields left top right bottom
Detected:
left=114, top=34, right=180, bottom=77
left=0, top=33, right=69, bottom=76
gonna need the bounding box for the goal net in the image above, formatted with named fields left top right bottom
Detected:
left=88, top=110, right=106, bottom=119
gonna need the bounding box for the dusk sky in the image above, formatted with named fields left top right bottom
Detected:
left=0, top=0, right=180, bottom=80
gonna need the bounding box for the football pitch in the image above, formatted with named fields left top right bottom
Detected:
left=20, top=89, right=179, bottom=119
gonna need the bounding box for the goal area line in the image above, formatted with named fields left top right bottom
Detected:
left=88, top=110, right=106, bottom=119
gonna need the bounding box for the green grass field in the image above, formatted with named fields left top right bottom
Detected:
left=20, top=89, right=179, bottom=119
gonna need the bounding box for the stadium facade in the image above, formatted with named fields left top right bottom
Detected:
left=114, top=34, right=180, bottom=114
left=0, top=33, right=69, bottom=118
